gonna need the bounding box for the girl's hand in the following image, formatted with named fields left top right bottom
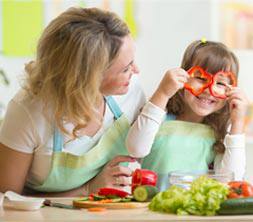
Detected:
left=150, top=68, right=189, bottom=109
left=87, top=155, right=136, bottom=194
left=226, top=87, right=249, bottom=134
left=159, top=68, right=189, bottom=97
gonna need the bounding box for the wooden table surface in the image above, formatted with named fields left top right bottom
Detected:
left=1, top=198, right=253, bottom=222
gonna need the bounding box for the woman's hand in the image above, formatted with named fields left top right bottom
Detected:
left=226, top=87, right=249, bottom=134
left=87, top=155, right=136, bottom=194
left=150, top=68, right=189, bottom=109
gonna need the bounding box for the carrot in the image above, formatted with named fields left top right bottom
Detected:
left=87, top=207, right=106, bottom=212
left=99, top=199, right=113, bottom=203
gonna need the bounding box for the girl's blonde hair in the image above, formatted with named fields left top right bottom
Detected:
left=166, top=40, right=239, bottom=153
left=24, top=7, right=129, bottom=137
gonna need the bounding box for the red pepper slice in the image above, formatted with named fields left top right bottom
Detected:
left=185, top=66, right=237, bottom=99
left=228, top=181, right=253, bottom=198
left=184, top=66, right=212, bottom=96
left=210, top=71, right=237, bottom=99
left=98, top=187, right=130, bottom=198
left=88, top=193, right=95, bottom=200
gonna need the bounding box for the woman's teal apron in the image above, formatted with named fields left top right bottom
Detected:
left=27, top=96, right=130, bottom=192
left=142, top=114, right=216, bottom=190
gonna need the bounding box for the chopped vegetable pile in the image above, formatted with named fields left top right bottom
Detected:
left=149, top=176, right=229, bottom=216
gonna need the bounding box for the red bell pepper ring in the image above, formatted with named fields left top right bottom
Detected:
left=98, top=187, right=130, bottom=198
left=185, top=66, right=237, bottom=99
left=210, top=71, right=237, bottom=99
left=131, top=169, right=158, bottom=193
left=184, top=66, right=212, bottom=96
left=228, top=181, right=253, bottom=199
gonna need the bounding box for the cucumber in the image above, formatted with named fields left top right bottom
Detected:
left=218, top=198, right=253, bottom=215
left=133, top=185, right=158, bottom=202
left=93, top=194, right=106, bottom=200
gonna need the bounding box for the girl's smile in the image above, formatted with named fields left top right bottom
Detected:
left=183, top=89, right=226, bottom=121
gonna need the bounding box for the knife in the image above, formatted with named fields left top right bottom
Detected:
left=44, top=199, right=78, bottom=210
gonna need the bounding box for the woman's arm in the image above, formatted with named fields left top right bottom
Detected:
left=2, top=142, right=86, bottom=196
left=0, top=144, right=86, bottom=197
left=0, top=143, right=33, bottom=194
left=214, top=134, right=246, bottom=180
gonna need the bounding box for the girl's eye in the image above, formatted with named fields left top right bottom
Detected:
left=196, top=77, right=206, bottom=81
left=217, top=82, right=226, bottom=86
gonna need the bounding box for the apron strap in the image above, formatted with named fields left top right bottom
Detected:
left=104, top=96, right=123, bottom=120
left=53, top=96, right=123, bottom=152
left=53, top=127, right=64, bottom=152
left=166, top=113, right=176, bottom=121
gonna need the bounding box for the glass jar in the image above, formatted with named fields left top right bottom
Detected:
left=168, top=170, right=234, bottom=190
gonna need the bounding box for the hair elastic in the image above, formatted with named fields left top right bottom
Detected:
left=201, top=37, right=207, bottom=44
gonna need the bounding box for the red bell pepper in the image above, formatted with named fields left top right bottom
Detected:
left=131, top=169, right=157, bottom=193
left=228, top=181, right=253, bottom=199
left=98, top=187, right=130, bottom=198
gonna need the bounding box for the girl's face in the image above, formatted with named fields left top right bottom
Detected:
left=183, top=87, right=226, bottom=121
left=100, top=35, right=139, bottom=95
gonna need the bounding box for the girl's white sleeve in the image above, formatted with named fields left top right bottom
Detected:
left=214, top=134, right=246, bottom=180
left=126, top=101, right=166, bottom=158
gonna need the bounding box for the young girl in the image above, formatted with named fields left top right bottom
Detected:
left=126, top=40, right=248, bottom=181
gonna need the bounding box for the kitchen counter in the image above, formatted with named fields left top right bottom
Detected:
left=1, top=198, right=253, bottom=222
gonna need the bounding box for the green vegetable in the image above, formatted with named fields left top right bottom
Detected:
left=133, top=185, right=158, bottom=202
left=218, top=197, right=253, bottom=215
left=93, top=195, right=106, bottom=200
left=149, top=176, right=229, bottom=216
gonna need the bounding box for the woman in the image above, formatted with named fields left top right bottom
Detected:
left=0, top=7, right=145, bottom=196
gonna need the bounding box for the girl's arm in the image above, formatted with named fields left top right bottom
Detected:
left=126, top=68, right=189, bottom=158
left=126, top=101, right=166, bottom=157
left=214, top=134, right=245, bottom=180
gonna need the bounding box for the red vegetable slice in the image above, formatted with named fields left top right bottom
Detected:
left=131, top=169, right=158, bottom=193
left=88, top=207, right=106, bottom=212
left=98, top=187, right=130, bottom=198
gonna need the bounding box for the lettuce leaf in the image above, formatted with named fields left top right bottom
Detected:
left=149, top=176, right=229, bottom=216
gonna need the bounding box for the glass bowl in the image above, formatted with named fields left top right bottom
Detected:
left=168, top=170, right=234, bottom=190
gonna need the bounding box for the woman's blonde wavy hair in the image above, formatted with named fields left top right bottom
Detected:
left=24, top=7, right=129, bottom=138
left=166, top=40, right=239, bottom=154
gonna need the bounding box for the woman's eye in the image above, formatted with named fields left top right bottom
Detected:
left=123, top=67, right=130, bottom=73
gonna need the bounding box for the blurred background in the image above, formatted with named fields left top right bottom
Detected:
left=0, top=0, right=253, bottom=181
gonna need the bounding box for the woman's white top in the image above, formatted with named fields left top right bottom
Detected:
left=126, top=102, right=246, bottom=180
left=0, top=76, right=146, bottom=186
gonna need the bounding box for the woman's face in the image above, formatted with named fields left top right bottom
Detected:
left=100, top=35, right=139, bottom=95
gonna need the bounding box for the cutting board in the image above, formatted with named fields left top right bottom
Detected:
left=73, top=200, right=149, bottom=209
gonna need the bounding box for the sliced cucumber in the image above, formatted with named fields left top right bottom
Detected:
left=133, top=185, right=158, bottom=202
left=93, top=194, right=106, bottom=200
